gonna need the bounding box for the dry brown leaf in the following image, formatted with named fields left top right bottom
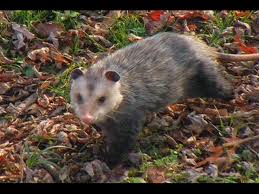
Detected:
left=183, top=157, right=197, bottom=166
left=187, top=24, right=198, bottom=31
left=0, top=82, right=11, bottom=94
left=0, top=50, right=15, bottom=64
left=168, top=104, right=187, bottom=112
left=146, top=167, right=166, bottom=183
left=88, top=35, right=113, bottom=48
left=189, top=104, right=229, bottom=117
left=12, top=23, right=35, bottom=51
left=186, top=113, right=210, bottom=134
left=12, top=23, right=35, bottom=40
left=27, top=47, right=51, bottom=62
left=196, top=156, right=227, bottom=168
left=0, top=11, right=10, bottom=24
left=16, top=93, right=38, bottom=114
left=172, top=10, right=214, bottom=21
left=39, top=78, right=56, bottom=90
left=128, top=33, right=143, bottom=42
left=33, top=22, right=64, bottom=38
left=26, top=46, right=72, bottom=68
left=207, top=146, right=224, bottom=157
left=8, top=89, right=30, bottom=102
left=37, top=94, right=50, bottom=108
left=235, top=11, right=251, bottom=18
left=195, top=138, right=214, bottom=149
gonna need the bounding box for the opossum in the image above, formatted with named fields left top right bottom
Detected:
left=70, top=32, right=259, bottom=167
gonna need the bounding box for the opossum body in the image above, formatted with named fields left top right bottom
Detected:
left=70, top=32, right=236, bottom=167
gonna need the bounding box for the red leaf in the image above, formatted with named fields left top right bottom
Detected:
left=235, top=11, right=251, bottom=18
left=148, top=11, right=164, bottom=21
left=239, top=44, right=257, bottom=54
left=234, top=35, right=258, bottom=54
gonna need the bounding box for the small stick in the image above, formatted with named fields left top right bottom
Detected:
left=223, top=135, right=259, bottom=148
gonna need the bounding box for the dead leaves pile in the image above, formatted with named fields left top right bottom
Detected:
left=0, top=69, right=103, bottom=182
left=0, top=11, right=116, bottom=183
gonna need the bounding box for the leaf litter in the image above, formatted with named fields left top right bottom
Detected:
left=0, top=10, right=259, bottom=183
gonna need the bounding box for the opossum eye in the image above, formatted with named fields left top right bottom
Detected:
left=76, top=94, right=83, bottom=104
left=97, top=96, right=106, bottom=104
left=71, top=68, right=83, bottom=80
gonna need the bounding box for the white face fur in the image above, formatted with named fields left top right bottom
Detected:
left=70, top=69, right=123, bottom=124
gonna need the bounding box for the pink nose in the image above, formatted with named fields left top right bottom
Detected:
left=82, top=114, right=94, bottom=124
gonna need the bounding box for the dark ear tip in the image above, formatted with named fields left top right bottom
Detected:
left=71, top=68, right=84, bottom=80
left=105, top=71, right=120, bottom=82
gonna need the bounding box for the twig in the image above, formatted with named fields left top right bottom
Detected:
left=223, top=135, right=259, bottom=148
left=164, top=134, right=178, bottom=147
left=247, top=145, right=259, bottom=159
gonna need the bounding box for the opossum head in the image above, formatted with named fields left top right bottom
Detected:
left=70, top=68, right=123, bottom=124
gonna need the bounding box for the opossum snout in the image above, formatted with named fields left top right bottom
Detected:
left=81, top=114, right=94, bottom=124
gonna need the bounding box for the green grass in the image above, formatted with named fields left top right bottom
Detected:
left=125, top=150, right=183, bottom=183
left=197, top=175, right=239, bottom=183
left=10, top=11, right=51, bottom=30
left=199, top=11, right=253, bottom=48
left=24, top=138, right=74, bottom=169
left=52, top=11, right=81, bottom=30
left=71, top=36, right=82, bottom=55
left=140, top=151, right=179, bottom=173
left=10, top=10, right=81, bottom=31
left=125, top=177, right=146, bottom=183
left=109, top=14, right=147, bottom=48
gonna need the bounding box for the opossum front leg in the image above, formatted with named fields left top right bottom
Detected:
left=103, top=113, right=146, bottom=168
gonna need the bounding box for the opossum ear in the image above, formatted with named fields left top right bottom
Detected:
left=105, top=71, right=120, bottom=82
left=71, top=68, right=84, bottom=80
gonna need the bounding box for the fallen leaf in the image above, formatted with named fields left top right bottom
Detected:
left=0, top=107, right=6, bottom=116
left=207, top=146, right=224, bottom=157
left=148, top=11, right=164, bottom=21
left=146, top=167, right=166, bottom=183
left=234, top=35, right=258, bottom=54
left=12, top=23, right=35, bottom=40
left=235, top=11, right=251, bottom=18
left=88, top=34, right=112, bottom=48
left=16, top=93, right=38, bottom=115
left=186, top=113, right=210, bottom=134
left=188, top=24, right=198, bottom=31
left=234, top=20, right=251, bottom=35
left=33, top=22, right=64, bottom=38
left=183, top=157, right=197, bottom=166
left=26, top=46, right=72, bottom=69
left=12, top=32, right=26, bottom=50
left=48, top=32, right=59, bottom=48
left=196, top=156, right=228, bottom=168
left=252, top=17, right=259, bottom=34
left=168, top=104, right=187, bottom=112
left=172, top=10, right=213, bottom=21
left=206, top=164, right=218, bottom=177
left=0, top=50, right=15, bottom=64
left=128, top=33, right=143, bottom=42
left=0, top=82, right=11, bottom=94
left=144, top=11, right=173, bottom=35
